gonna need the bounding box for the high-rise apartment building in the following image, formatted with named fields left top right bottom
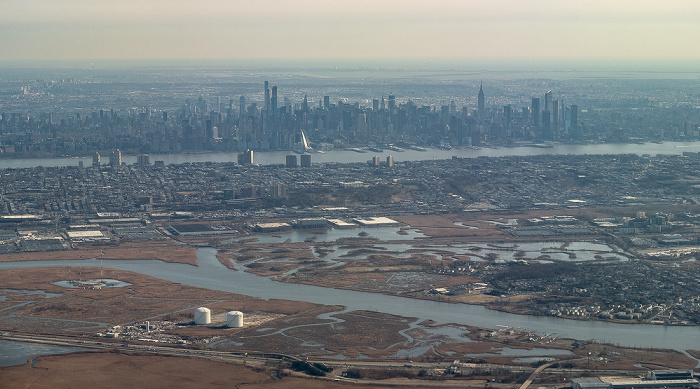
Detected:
left=238, top=149, right=253, bottom=165
left=137, top=154, right=150, bottom=166
left=109, top=149, right=121, bottom=167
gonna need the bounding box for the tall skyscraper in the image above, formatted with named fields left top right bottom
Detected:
left=92, top=151, right=100, bottom=167
left=522, top=107, right=530, bottom=125
left=532, top=98, right=541, bottom=128
left=271, top=86, right=278, bottom=122
left=542, top=90, right=553, bottom=131
left=264, top=81, right=270, bottom=111
left=503, top=105, right=512, bottom=126
left=285, top=155, right=298, bottom=168
left=477, top=82, right=485, bottom=121
left=386, top=155, right=394, bottom=168
left=239, top=96, right=245, bottom=121
left=544, top=90, right=553, bottom=112
left=542, top=111, right=551, bottom=139
left=205, top=119, right=213, bottom=139
left=552, top=100, right=560, bottom=138
left=300, top=154, right=312, bottom=168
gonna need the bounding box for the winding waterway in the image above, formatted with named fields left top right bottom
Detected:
left=0, top=247, right=698, bottom=351
left=0, top=340, right=85, bottom=367
left=2, top=141, right=700, bottom=169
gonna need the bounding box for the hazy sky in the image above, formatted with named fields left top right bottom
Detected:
left=2, top=0, right=699, bottom=64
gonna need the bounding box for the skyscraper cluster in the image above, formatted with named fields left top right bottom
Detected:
left=475, top=86, right=581, bottom=142
left=5, top=78, right=679, bottom=159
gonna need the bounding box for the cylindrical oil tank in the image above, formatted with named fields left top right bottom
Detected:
left=226, top=311, right=243, bottom=328
left=194, top=307, right=211, bottom=325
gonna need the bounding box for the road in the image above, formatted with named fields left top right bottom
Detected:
left=0, top=332, right=283, bottom=366
left=0, top=332, right=647, bottom=388
left=519, top=360, right=560, bottom=389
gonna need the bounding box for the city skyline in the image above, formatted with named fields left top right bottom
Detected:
left=2, top=0, right=700, bottom=68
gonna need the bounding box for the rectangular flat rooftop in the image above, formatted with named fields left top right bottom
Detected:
left=353, top=217, right=400, bottom=226
left=253, top=222, right=291, bottom=232
left=573, top=377, right=700, bottom=389
left=328, top=219, right=356, bottom=228
left=66, top=230, right=105, bottom=238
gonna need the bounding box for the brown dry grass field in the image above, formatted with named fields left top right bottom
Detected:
left=0, top=267, right=318, bottom=334
left=1, top=351, right=473, bottom=389
left=394, top=209, right=612, bottom=241
left=2, top=340, right=693, bottom=389
left=568, top=343, right=698, bottom=371
left=0, top=267, right=570, bottom=362
left=0, top=241, right=198, bottom=265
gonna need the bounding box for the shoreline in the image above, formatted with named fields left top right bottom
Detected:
left=0, top=139, right=694, bottom=161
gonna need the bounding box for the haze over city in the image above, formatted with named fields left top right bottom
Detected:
left=2, top=0, right=700, bottom=71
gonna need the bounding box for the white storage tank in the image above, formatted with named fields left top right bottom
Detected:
left=194, top=307, right=211, bottom=325
left=226, top=311, right=244, bottom=328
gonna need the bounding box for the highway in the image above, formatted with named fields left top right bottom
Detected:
left=0, top=332, right=648, bottom=388
left=0, top=332, right=289, bottom=366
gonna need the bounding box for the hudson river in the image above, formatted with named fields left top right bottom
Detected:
left=2, top=141, right=700, bottom=169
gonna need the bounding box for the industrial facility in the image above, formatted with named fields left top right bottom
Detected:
left=194, top=307, right=211, bottom=325
left=193, top=307, right=245, bottom=329
left=226, top=311, right=244, bottom=328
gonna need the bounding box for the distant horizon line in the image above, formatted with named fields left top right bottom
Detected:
left=2, top=57, right=700, bottom=71
left=1, top=58, right=699, bottom=81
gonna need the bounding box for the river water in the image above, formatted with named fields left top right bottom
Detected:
left=2, top=141, right=700, bottom=169
left=0, top=340, right=85, bottom=367
left=0, top=247, right=698, bottom=352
